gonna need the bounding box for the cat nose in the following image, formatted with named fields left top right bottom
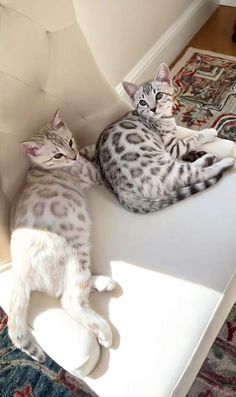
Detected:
left=67, top=152, right=77, bottom=161
left=71, top=149, right=77, bottom=160
left=151, top=107, right=157, bottom=113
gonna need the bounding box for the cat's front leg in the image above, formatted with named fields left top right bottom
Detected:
left=80, top=145, right=102, bottom=183
left=86, top=161, right=102, bottom=185
left=176, top=125, right=217, bottom=140
left=168, top=129, right=217, bottom=159
left=79, top=156, right=102, bottom=185
left=176, top=125, right=236, bottom=160
left=180, top=128, right=218, bottom=149
left=80, top=144, right=96, bottom=161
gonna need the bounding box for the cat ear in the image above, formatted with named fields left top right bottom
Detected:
left=122, top=81, right=139, bottom=99
left=53, top=109, right=65, bottom=130
left=21, top=141, right=42, bottom=157
left=155, top=63, right=172, bottom=86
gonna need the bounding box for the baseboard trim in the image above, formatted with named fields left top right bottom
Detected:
left=116, top=0, right=218, bottom=98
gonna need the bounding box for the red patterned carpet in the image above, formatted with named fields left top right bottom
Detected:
left=173, top=48, right=236, bottom=141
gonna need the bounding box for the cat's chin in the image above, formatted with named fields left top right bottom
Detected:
left=151, top=111, right=173, bottom=120
left=145, top=112, right=163, bottom=121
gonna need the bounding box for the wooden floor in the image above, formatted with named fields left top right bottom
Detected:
left=172, top=5, right=236, bottom=66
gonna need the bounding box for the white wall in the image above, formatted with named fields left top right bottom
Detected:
left=75, top=0, right=218, bottom=88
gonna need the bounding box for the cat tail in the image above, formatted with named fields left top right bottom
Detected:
left=8, top=278, right=46, bottom=362
left=118, top=173, right=223, bottom=214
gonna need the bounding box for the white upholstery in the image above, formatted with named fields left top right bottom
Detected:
left=0, top=0, right=128, bottom=379
left=0, top=1, right=236, bottom=396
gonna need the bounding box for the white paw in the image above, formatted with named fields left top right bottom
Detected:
left=218, top=158, right=235, bottom=170
left=193, top=153, right=215, bottom=167
left=202, top=153, right=217, bottom=166
left=98, top=333, right=113, bottom=348
left=92, top=276, right=116, bottom=292
left=202, top=128, right=218, bottom=143
left=96, top=321, right=113, bottom=348
left=203, top=128, right=218, bottom=137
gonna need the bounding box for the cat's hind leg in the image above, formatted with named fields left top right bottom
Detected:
left=182, top=150, right=207, bottom=163
left=8, top=276, right=45, bottom=362
left=178, top=157, right=235, bottom=186
left=61, top=285, right=113, bottom=348
left=192, top=153, right=217, bottom=167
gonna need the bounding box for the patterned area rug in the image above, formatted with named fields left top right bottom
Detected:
left=172, top=48, right=236, bottom=140
left=172, top=48, right=236, bottom=397
left=0, top=48, right=236, bottom=397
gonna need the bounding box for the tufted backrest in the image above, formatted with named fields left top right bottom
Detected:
left=0, top=0, right=130, bottom=268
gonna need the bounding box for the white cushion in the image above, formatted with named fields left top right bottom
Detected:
left=84, top=168, right=236, bottom=397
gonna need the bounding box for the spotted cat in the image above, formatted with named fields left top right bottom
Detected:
left=8, top=111, right=115, bottom=362
left=96, top=64, right=235, bottom=213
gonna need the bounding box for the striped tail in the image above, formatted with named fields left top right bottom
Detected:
left=8, top=279, right=45, bottom=363
left=118, top=173, right=223, bottom=214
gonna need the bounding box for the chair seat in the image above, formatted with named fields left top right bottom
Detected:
left=84, top=168, right=236, bottom=397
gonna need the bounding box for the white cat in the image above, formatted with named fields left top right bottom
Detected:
left=8, top=110, right=115, bottom=362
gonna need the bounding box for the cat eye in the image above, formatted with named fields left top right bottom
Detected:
left=69, top=139, right=73, bottom=147
left=156, top=92, right=163, bottom=101
left=139, top=99, right=147, bottom=106
left=54, top=153, right=63, bottom=159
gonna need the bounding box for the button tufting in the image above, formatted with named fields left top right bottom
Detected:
left=37, top=85, right=46, bottom=93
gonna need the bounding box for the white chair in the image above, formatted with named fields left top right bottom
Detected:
left=0, top=1, right=236, bottom=396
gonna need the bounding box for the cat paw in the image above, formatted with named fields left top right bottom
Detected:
left=98, top=324, right=113, bottom=348
left=202, top=128, right=218, bottom=143
left=91, top=320, right=113, bottom=348
left=217, top=158, right=235, bottom=171
left=194, top=153, right=217, bottom=167
left=91, top=276, right=116, bottom=292
left=182, top=150, right=207, bottom=163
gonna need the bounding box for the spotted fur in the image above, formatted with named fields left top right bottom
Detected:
left=8, top=110, right=115, bottom=362
left=96, top=64, right=235, bottom=213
